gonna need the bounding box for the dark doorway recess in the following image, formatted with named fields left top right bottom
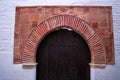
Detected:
left=36, top=29, right=91, bottom=80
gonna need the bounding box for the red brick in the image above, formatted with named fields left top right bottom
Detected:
left=14, top=6, right=114, bottom=65
left=29, top=14, right=39, bottom=21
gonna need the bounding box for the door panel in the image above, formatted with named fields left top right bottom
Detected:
left=36, top=29, right=91, bottom=80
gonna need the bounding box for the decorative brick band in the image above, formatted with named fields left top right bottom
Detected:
left=22, top=15, right=106, bottom=65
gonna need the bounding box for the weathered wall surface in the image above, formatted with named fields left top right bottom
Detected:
left=0, top=0, right=120, bottom=80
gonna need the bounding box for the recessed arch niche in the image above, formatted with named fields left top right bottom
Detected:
left=22, top=15, right=106, bottom=66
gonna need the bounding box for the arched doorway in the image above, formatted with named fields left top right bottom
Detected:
left=22, top=15, right=106, bottom=65
left=36, top=28, right=91, bottom=80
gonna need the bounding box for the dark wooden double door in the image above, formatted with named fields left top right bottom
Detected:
left=36, top=29, right=91, bottom=80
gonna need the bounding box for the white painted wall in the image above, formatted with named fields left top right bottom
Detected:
left=0, top=0, right=120, bottom=80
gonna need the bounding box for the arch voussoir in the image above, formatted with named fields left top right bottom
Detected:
left=22, top=15, right=106, bottom=66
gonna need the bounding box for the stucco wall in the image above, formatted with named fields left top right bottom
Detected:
left=0, top=0, right=120, bottom=80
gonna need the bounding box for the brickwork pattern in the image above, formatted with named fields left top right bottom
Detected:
left=14, top=6, right=114, bottom=65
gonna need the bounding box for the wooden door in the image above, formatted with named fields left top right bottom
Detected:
left=36, top=29, right=91, bottom=80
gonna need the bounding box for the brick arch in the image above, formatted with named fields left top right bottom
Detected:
left=22, top=15, right=106, bottom=65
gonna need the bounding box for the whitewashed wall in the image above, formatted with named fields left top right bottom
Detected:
left=0, top=0, right=120, bottom=80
